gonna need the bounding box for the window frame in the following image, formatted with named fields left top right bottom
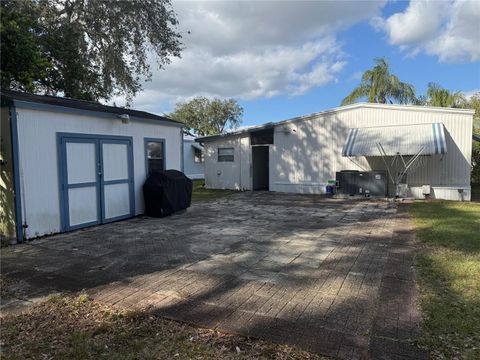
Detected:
left=194, top=147, right=204, bottom=163
left=144, top=138, right=166, bottom=176
left=218, top=147, right=234, bottom=162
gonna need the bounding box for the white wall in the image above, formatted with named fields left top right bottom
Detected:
left=270, top=105, right=473, bottom=199
left=204, top=104, right=473, bottom=200
left=15, top=107, right=182, bottom=238
left=204, top=134, right=251, bottom=190
left=183, top=140, right=204, bottom=179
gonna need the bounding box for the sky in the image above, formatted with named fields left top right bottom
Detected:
left=113, top=0, right=480, bottom=128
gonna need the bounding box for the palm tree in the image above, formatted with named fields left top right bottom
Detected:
left=418, top=82, right=466, bottom=108
left=342, top=57, right=416, bottom=105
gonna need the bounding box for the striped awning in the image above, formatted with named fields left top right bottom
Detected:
left=342, top=123, right=447, bottom=157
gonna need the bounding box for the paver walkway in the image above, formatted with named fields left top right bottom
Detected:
left=1, top=192, right=427, bottom=359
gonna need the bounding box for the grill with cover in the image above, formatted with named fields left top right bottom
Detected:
left=143, top=170, right=192, bottom=217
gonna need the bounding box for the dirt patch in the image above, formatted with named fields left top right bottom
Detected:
left=0, top=294, right=325, bottom=359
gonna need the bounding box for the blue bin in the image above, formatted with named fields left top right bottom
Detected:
left=326, top=184, right=335, bottom=195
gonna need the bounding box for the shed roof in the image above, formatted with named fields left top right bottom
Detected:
left=342, top=123, right=447, bottom=157
left=1, top=89, right=183, bottom=127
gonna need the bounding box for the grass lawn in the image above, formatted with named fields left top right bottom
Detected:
left=0, top=294, right=324, bottom=360
left=191, top=179, right=236, bottom=202
left=410, top=200, right=480, bottom=359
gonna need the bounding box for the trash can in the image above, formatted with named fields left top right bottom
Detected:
left=326, top=179, right=336, bottom=195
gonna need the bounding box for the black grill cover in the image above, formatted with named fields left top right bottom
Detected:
left=143, top=170, right=192, bottom=217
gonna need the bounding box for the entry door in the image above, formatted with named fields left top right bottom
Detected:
left=63, top=139, right=101, bottom=230
left=100, top=140, right=133, bottom=223
left=252, top=146, right=269, bottom=190
left=59, top=135, right=134, bottom=231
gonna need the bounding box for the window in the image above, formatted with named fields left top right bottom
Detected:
left=194, top=147, right=204, bottom=163
left=145, top=139, right=165, bottom=176
left=250, top=128, right=274, bottom=145
left=218, top=147, right=234, bottom=162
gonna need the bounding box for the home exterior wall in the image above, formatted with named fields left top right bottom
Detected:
left=203, top=104, right=473, bottom=201
left=183, top=139, right=204, bottom=179
left=270, top=105, right=473, bottom=200
left=0, top=107, right=16, bottom=241
left=15, top=106, right=182, bottom=239
left=204, top=133, right=251, bottom=190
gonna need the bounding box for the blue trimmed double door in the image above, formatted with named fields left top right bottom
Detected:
left=58, top=134, right=134, bottom=231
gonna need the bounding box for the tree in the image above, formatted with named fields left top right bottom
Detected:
left=467, top=93, right=480, bottom=129
left=1, top=0, right=183, bottom=101
left=472, top=140, right=480, bottom=184
left=417, top=87, right=479, bottom=183
left=342, top=57, right=416, bottom=105
left=170, top=97, right=243, bottom=136
left=417, top=83, right=466, bottom=108
left=468, top=93, right=480, bottom=184
left=0, top=2, right=50, bottom=93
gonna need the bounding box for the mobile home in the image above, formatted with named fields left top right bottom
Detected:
left=197, top=103, right=474, bottom=201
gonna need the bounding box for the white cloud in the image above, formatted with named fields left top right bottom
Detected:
left=463, top=89, right=480, bottom=99
left=380, top=0, right=480, bottom=63
left=114, top=1, right=385, bottom=113
left=385, top=1, right=446, bottom=45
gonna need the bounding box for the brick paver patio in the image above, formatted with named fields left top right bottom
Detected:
left=1, top=192, right=427, bottom=359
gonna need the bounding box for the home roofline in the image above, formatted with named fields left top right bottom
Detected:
left=1, top=89, right=184, bottom=127
left=196, top=102, right=475, bottom=142
left=195, top=123, right=275, bottom=143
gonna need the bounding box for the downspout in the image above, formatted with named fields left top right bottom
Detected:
left=181, top=128, right=184, bottom=173
left=9, top=103, right=25, bottom=242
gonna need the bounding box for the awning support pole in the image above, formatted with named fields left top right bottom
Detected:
left=376, top=143, right=425, bottom=198
left=376, top=143, right=396, bottom=185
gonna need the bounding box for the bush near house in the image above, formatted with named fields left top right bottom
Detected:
left=472, top=140, right=480, bottom=185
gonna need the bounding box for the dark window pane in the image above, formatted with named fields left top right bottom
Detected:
left=146, top=140, right=164, bottom=176
left=218, top=147, right=234, bottom=162
left=148, top=159, right=164, bottom=174
left=194, top=148, right=204, bottom=163
left=218, top=155, right=233, bottom=162
left=218, top=148, right=234, bottom=156
left=250, top=128, right=274, bottom=145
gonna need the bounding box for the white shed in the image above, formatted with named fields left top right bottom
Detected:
left=197, top=103, right=474, bottom=201
left=0, top=90, right=183, bottom=243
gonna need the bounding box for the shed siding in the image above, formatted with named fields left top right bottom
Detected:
left=15, top=107, right=182, bottom=238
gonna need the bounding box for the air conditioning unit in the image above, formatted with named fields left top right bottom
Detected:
left=335, top=170, right=387, bottom=197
